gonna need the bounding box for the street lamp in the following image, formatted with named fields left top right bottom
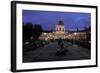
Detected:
left=73, top=32, right=77, bottom=45
left=74, top=32, right=77, bottom=35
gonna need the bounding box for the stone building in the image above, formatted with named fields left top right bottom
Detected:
left=38, top=19, right=90, bottom=41
left=56, top=20, right=65, bottom=34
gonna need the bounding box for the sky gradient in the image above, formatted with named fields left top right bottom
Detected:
left=23, top=10, right=91, bottom=31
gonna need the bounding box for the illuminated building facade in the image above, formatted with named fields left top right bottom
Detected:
left=56, top=20, right=65, bottom=34
left=38, top=19, right=90, bottom=41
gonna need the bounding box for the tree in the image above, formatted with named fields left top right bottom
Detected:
left=23, top=23, right=43, bottom=42
left=23, top=22, right=33, bottom=42
left=32, top=24, right=43, bottom=39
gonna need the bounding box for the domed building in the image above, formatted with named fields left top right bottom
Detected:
left=38, top=19, right=68, bottom=40
left=38, top=19, right=88, bottom=41
left=56, top=20, right=65, bottom=34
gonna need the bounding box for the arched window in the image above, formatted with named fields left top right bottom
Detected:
left=59, top=27, right=61, bottom=31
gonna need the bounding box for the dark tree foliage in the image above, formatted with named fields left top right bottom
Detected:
left=33, top=24, right=43, bottom=39
left=23, top=22, right=43, bottom=42
left=23, top=22, right=33, bottom=42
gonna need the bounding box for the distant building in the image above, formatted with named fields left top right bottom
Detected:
left=38, top=19, right=90, bottom=41
left=56, top=20, right=65, bottom=34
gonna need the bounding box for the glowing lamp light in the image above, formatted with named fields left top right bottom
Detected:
left=74, top=32, right=77, bottom=35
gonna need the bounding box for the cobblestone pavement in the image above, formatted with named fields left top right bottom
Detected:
left=23, top=41, right=90, bottom=62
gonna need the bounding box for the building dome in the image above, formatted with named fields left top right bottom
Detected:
left=56, top=20, right=65, bottom=34
left=57, top=20, right=64, bottom=25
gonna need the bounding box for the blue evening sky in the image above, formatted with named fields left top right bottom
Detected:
left=23, top=10, right=91, bottom=31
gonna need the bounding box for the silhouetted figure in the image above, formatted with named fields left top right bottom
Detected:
left=60, top=41, right=64, bottom=50
left=56, top=39, right=66, bottom=56
left=57, top=39, right=61, bottom=49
